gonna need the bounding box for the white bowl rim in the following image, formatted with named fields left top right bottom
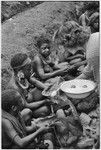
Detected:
left=60, top=79, right=97, bottom=94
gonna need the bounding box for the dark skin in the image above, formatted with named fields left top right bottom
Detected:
left=2, top=92, right=50, bottom=148
left=21, top=61, right=46, bottom=90
left=56, top=98, right=83, bottom=135
left=90, top=18, right=99, bottom=33
left=34, top=43, right=70, bottom=81
left=9, top=64, right=52, bottom=117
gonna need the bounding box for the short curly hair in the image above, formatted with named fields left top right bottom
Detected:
left=36, top=35, right=51, bottom=49
left=53, top=21, right=90, bottom=47
left=10, top=53, right=28, bottom=70
left=2, top=89, right=20, bottom=112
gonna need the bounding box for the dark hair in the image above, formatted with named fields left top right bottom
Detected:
left=89, top=12, right=99, bottom=26
left=54, top=21, right=90, bottom=47
left=36, top=35, right=51, bottom=49
left=2, top=89, right=20, bottom=112
left=10, top=53, right=28, bottom=70
left=83, top=1, right=99, bottom=11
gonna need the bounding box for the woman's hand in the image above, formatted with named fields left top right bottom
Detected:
left=55, top=62, right=70, bottom=70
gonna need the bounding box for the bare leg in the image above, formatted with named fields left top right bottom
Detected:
left=33, top=105, right=51, bottom=118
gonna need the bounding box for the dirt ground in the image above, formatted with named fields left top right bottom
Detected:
left=2, top=1, right=83, bottom=90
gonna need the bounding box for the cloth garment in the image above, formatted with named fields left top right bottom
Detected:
left=2, top=110, right=26, bottom=149
left=82, top=32, right=99, bottom=83
left=86, top=32, right=100, bottom=83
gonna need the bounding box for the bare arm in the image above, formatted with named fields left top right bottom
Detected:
left=67, top=54, right=85, bottom=61
left=76, top=63, right=93, bottom=79
left=29, top=76, right=46, bottom=90
left=3, top=119, right=47, bottom=148
left=79, top=14, right=86, bottom=27
left=24, top=99, right=47, bottom=110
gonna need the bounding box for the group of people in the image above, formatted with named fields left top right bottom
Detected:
left=2, top=6, right=100, bottom=149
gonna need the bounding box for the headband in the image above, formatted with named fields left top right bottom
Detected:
left=13, top=57, right=31, bottom=69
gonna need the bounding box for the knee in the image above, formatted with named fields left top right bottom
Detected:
left=21, top=108, right=32, bottom=124
left=56, top=109, right=66, bottom=118
left=33, top=106, right=50, bottom=118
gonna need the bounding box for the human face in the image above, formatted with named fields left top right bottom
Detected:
left=93, top=19, right=99, bottom=30
left=15, top=92, right=24, bottom=110
left=22, top=59, right=32, bottom=79
left=24, top=114, right=32, bottom=126
left=40, top=43, right=50, bottom=57
left=59, top=26, right=77, bottom=47
left=11, top=105, right=19, bottom=116
left=17, top=93, right=25, bottom=110
left=10, top=92, right=24, bottom=116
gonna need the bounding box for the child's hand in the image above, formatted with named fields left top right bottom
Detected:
left=39, top=123, right=50, bottom=132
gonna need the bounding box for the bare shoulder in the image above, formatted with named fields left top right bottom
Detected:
left=2, top=118, right=13, bottom=129
left=33, top=54, right=42, bottom=66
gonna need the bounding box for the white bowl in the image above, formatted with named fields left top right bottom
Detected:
left=60, top=79, right=97, bottom=99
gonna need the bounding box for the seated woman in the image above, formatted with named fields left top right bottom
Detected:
left=53, top=21, right=89, bottom=78
left=2, top=89, right=53, bottom=149
left=7, top=52, right=52, bottom=118
left=34, top=35, right=70, bottom=81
